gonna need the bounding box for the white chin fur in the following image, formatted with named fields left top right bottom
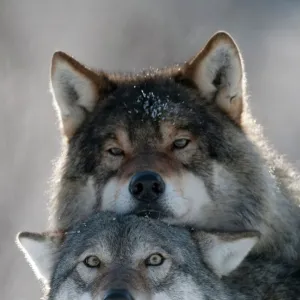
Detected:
left=162, top=172, right=212, bottom=223
left=101, top=178, right=136, bottom=213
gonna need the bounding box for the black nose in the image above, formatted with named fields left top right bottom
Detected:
left=103, top=289, right=134, bottom=300
left=129, top=171, right=165, bottom=202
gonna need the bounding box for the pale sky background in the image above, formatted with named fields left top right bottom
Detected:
left=1, top=1, right=300, bottom=299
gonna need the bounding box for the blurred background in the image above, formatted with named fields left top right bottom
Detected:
left=1, top=0, right=300, bottom=299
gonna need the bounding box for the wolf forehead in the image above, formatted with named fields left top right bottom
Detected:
left=61, top=213, right=196, bottom=254
left=72, top=76, right=231, bottom=154
left=106, top=74, right=192, bottom=115
left=82, top=75, right=208, bottom=134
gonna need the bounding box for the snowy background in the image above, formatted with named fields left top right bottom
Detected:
left=1, top=1, right=300, bottom=299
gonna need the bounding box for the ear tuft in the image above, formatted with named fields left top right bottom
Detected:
left=183, top=31, right=246, bottom=123
left=195, top=231, right=259, bottom=277
left=50, top=51, right=110, bottom=139
left=16, top=231, right=63, bottom=284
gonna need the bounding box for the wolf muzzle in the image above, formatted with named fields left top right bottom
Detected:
left=103, top=289, right=134, bottom=300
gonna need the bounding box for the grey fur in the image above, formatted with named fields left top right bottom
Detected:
left=48, top=31, right=300, bottom=264
left=17, top=212, right=300, bottom=300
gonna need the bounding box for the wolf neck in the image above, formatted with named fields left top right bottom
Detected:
left=243, top=110, right=300, bottom=262
left=224, top=256, right=298, bottom=300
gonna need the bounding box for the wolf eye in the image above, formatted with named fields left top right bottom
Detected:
left=108, top=147, right=124, bottom=156
left=173, top=139, right=190, bottom=149
left=84, top=255, right=101, bottom=268
left=145, top=253, right=165, bottom=267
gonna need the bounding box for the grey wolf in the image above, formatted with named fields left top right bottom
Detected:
left=17, top=212, right=300, bottom=299
left=49, top=31, right=300, bottom=262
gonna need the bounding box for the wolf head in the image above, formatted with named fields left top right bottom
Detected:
left=50, top=31, right=272, bottom=233
left=17, top=212, right=259, bottom=300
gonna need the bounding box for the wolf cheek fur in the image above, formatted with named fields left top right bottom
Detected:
left=16, top=213, right=300, bottom=300
left=48, top=31, right=300, bottom=263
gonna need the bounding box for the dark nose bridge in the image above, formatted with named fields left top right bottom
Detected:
left=121, top=151, right=176, bottom=179
left=93, top=265, right=148, bottom=300
left=130, top=152, right=161, bottom=174
left=100, top=265, right=138, bottom=291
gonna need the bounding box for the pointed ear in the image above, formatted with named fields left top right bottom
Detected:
left=16, top=231, right=64, bottom=284
left=50, top=51, right=112, bottom=139
left=193, top=231, right=259, bottom=277
left=182, top=31, right=246, bottom=123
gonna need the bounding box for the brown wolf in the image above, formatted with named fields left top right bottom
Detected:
left=48, top=31, right=300, bottom=263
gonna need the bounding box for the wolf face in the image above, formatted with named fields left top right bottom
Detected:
left=50, top=32, right=267, bottom=229
left=49, top=31, right=300, bottom=262
left=17, top=212, right=259, bottom=300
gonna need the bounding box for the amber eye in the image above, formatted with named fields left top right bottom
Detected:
left=108, top=147, right=124, bottom=156
left=145, top=253, right=165, bottom=267
left=173, top=139, right=190, bottom=149
left=84, top=255, right=101, bottom=268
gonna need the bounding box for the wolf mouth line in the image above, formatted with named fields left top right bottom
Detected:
left=135, top=210, right=164, bottom=219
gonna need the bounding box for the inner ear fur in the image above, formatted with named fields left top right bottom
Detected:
left=50, top=51, right=113, bottom=139
left=181, top=31, right=246, bottom=124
